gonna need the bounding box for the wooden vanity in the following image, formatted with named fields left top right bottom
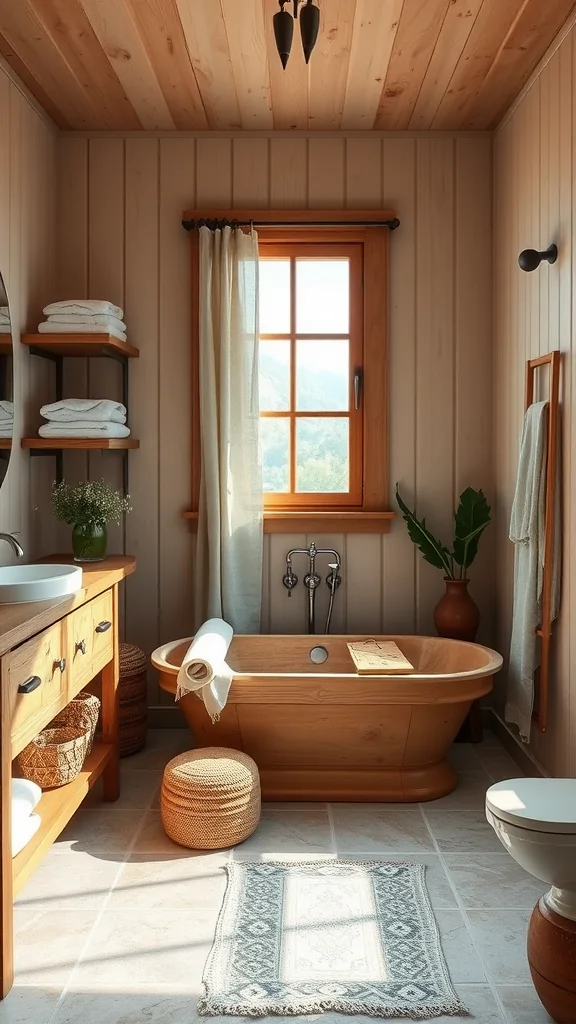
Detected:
left=0, top=555, right=136, bottom=998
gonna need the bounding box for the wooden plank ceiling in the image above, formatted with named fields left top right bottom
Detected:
left=0, top=0, right=573, bottom=131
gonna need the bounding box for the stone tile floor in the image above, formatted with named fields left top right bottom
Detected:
left=1, top=729, right=554, bottom=1023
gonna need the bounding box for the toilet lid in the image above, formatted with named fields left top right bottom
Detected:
left=486, top=778, right=576, bottom=834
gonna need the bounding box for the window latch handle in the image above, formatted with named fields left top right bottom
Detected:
left=354, top=369, right=362, bottom=411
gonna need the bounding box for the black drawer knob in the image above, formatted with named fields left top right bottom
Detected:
left=75, top=639, right=87, bottom=655
left=95, top=620, right=112, bottom=633
left=54, top=658, right=66, bottom=673
left=18, top=675, right=41, bottom=694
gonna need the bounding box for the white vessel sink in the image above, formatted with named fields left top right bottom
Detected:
left=0, top=564, right=83, bottom=604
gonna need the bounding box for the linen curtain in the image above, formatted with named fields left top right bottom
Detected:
left=194, top=225, right=263, bottom=633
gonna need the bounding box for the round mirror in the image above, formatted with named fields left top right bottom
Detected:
left=0, top=273, right=12, bottom=487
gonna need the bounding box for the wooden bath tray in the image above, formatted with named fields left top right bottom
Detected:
left=347, top=640, right=415, bottom=675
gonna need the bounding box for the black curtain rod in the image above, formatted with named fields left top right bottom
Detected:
left=182, top=216, right=400, bottom=231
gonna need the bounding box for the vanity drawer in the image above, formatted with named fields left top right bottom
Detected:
left=6, top=621, right=70, bottom=757
left=89, top=590, right=114, bottom=672
left=67, top=590, right=114, bottom=690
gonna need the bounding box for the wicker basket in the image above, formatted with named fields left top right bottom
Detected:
left=50, top=691, right=101, bottom=755
left=16, top=726, right=90, bottom=789
left=119, top=643, right=148, bottom=757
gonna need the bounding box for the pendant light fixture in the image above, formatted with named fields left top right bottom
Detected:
left=273, top=0, right=320, bottom=69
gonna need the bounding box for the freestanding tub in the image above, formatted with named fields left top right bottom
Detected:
left=151, top=634, right=503, bottom=802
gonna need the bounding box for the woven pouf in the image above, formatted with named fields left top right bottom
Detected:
left=161, top=747, right=261, bottom=850
left=119, top=643, right=148, bottom=757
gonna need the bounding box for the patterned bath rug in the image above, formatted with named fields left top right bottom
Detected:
left=198, top=859, right=469, bottom=1019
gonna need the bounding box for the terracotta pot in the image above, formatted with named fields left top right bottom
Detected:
left=433, top=578, right=480, bottom=642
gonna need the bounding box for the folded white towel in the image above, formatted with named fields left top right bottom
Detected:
left=0, top=325, right=11, bottom=334
left=38, top=321, right=126, bottom=342
left=12, top=813, right=41, bottom=858
left=46, top=314, right=127, bottom=331
left=176, top=618, right=234, bottom=722
left=43, top=300, right=123, bottom=319
left=40, top=399, right=126, bottom=424
left=0, top=314, right=10, bottom=325
left=39, top=422, right=130, bottom=438
left=12, top=778, right=42, bottom=820
left=0, top=424, right=13, bottom=437
left=0, top=306, right=9, bottom=317
left=0, top=400, right=13, bottom=422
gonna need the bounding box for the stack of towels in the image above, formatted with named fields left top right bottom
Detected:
left=38, top=300, right=127, bottom=342
left=12, top=778, right=42, bottom=857
left=0, top=400, right=13, bottom=438
left=0, top=305, right=10, bottom=334
left=39, top=398, right=130, bottom=439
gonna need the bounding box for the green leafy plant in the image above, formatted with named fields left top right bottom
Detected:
left=396, top=485, right=491, bottom=580
left=51, top=479, right=131, bottom=528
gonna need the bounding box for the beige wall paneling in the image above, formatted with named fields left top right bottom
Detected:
left=196, top=137, right=232, bottom=207
left=87, top=137, right=125, bottom=558
left=232, top=137, right=270, bottom=208
left=345, top=136, right=384, bottom=632
left=57, top=136, right=89, bottom=552
left=454, top=137, right=493, bottom=645
left=308, top=138, right=345, bottom=208
left=414, top=138, right=455, bottom=634
left=494, top=21, right=576, bottom=777
left=381, top=137, right=417, bottom=634
left=157, top=137, right=195, bottom=706
left=124, top=137, right=160, bottom=705
left=269, top=139, right=308, bottom=208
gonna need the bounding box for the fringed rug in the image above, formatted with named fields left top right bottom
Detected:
left=198, top=860, right=469, bottom=1020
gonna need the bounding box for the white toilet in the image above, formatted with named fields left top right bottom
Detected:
left=486, top=778, right=576, bottom=921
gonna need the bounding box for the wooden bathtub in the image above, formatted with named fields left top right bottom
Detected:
left=151, top=634, right=503, bottom=802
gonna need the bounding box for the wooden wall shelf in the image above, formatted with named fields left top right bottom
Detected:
left=0, top=440, right=11, bottom=450
left=21, top=334, right=139, bottom=359
left=22, top=438, right=139, bottom=450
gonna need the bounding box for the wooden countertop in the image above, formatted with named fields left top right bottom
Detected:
left=0, top=555, right=136, bottom=657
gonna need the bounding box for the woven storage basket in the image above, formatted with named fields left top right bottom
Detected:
left=119, top=643, right=148, bottom=757
left=17, top=726, right=90, bottom=789
left=50, top=691, right=101, bottom=755
left=161, top=747, right=261, bottom=850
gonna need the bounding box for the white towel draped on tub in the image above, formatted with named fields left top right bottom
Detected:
left=505, top=401, right=561, bottom=741
left=176, top=618, right=234, bottom=722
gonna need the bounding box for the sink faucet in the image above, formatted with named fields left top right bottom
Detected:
left=0, top=532, right=24, bottom=558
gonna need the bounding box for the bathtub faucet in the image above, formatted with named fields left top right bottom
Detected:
left=283, top=542, right=342, bottom=634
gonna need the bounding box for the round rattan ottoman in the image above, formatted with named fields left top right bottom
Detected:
left=119, top=643, right=148, bottom=757
left=161, top=747, right=261, bottom=850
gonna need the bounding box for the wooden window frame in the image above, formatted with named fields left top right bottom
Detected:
left=183, top=210, right=396, bottom=534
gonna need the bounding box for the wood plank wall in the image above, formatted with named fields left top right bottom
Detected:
left=54, top=133, right=494, bottom=714
left=494, top=29, right=575, bottom=777
left=0, top=63, right=57, bottom=563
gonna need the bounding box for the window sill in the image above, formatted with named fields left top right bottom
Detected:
left=183, top=511, right=395, bottom=534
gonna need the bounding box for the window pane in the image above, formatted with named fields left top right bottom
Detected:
left=259, top=259, right=291, bottom=334
left=296, top=418, right=349, bottom=493
left=259, top=341, right=290, bottom=411
left=296, top=259, right=349, bottom=334
left=260, top=417, right=290, bottom=492
left=296, top=340, right=349, bottom=411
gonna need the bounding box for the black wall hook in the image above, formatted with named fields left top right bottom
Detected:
left=518, top=243, right=558, bottom=272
